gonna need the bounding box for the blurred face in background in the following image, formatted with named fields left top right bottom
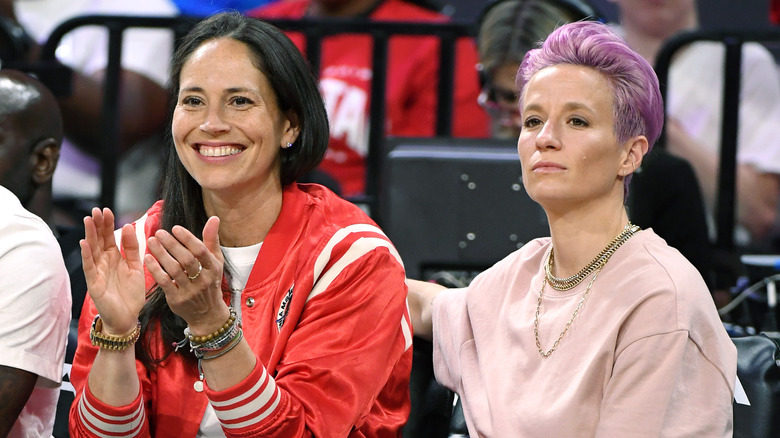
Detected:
left=609, top=0, right=698, bottom=38
left=479, top=62, right=522, bottom=139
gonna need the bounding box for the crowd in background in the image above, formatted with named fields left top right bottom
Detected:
left=1, top=0, right=779, bottom=436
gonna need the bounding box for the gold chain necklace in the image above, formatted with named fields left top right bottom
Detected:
left=534, top=222, right=641, bottom=357
left=545, top=222, right=640, bottom=291
left=535, top=268, right=601, bottom=357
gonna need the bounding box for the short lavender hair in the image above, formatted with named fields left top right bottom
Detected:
left=518, top=21, right=664, bottom=193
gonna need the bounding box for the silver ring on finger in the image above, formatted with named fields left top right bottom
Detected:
left=187, top=262, right=202, bottom=281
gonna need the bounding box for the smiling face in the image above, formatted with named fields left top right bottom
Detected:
left=518, top=64, right=634, bottom=211
left=172, top=37, right=299, bottom=199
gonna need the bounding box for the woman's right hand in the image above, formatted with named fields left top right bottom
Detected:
left=80, top=207, right=146, bottom=335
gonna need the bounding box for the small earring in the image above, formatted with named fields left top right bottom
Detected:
left=283, top=142, right=292, bottom=149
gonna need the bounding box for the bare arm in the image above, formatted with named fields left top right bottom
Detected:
left=407, top=279, right=447, bottom=341
left=58, top=69, right=170, bottom=155
left=666, top=118, right=779, bottom=239
left=0, top=366, right=36, bottom=435
left=737, top=166, right=780, bottom=239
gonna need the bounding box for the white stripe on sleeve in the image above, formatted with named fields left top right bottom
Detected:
left=211, top=365, right=282, bottom=429
left=78, top=391, right=146, bottom=437
left=311, top=224, right=392, bottom=286
left=307, top=236, right=403, bottom=303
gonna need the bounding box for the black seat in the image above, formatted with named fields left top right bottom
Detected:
left=732, top=333, right=780, bottom=438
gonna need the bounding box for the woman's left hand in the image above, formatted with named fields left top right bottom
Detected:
left=144, top=216, right=229, bottom=332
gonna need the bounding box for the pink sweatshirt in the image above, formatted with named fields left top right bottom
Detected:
left=433, top=229, right=736, bottom=437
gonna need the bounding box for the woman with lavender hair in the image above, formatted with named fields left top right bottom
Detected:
left=408, top=21, right=736, bottom=436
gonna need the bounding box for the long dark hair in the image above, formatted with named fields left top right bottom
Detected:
left=137, top=11, right=329, bottom=368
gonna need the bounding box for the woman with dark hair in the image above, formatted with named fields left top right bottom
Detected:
left=409, top=21, right=736, bottom=436
left=69, top=12, right=411, bottom=437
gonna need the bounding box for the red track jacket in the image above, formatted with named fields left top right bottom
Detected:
left=69, top=184, right=412, bottom=437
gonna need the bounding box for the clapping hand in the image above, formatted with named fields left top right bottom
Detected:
left=144, top=216, right=229, bottom=333
left=80, top=208, right=146, bottom=335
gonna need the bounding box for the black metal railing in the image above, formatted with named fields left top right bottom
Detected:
left=266, top=18, right=475, bottom=214
left=655, top=29, right=780, bottom=251
left=37, top=15, right=196, bottom=210
left=29, top=14, right=475, bottom=216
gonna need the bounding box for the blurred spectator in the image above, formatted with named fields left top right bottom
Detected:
left=0, top=68, right=63, bottom=231
left=252, top=0, right=490, bottom=198
left=611, top=0, right=780, bottom=247
left=0, top=66, right=86, bottom=325
left=476, top=0, right=601, bottom=139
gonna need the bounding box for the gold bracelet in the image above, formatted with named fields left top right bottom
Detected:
left=90, top=315, right=141, bottom=351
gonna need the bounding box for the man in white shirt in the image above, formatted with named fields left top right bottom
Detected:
left=0, top=67, right=71, bottom=438
left=0, top=186, right=71, bottom=437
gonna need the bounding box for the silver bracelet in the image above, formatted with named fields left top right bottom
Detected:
left=181, top=307, right=241, bottom=359
left=201, top=329, right=243, bottom=361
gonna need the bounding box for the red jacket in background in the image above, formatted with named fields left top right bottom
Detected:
left=252, top=0, right=489, bottom=196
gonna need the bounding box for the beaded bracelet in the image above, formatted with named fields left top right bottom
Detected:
left=184, top=307, right=241, bottom=359
left=187, top=307, right=237, bottom=343
left=90, top=315, right=141, bottom=351
left=190, top=323, right=241, bottom=357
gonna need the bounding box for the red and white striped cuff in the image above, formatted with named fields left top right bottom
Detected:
left=77, top=384, right=146, bottom=437
left=205, top=360, right=284, bottom=431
